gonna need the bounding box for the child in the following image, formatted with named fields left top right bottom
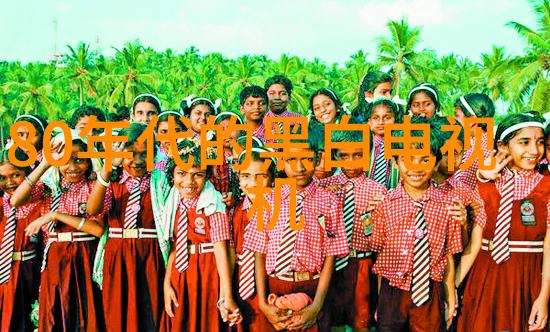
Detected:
left=407, top=83, right=440, bottom=119
left=456, top=113, right=550, bottom=332
left=370, top=118, right=463, bottom=331
left=239, top=85, right=268, bottom=142
left=9, top=114, right=48, bottom=168
left=453, top=93, right=496, bottom=189
left=365, top=98, right=402, bottom=189
left=10, top=132, right=110, bottom=331
left=230, top=147, right=276, bottom=331
left=180, top=95, right=220, bottom=139
left=542, top=123, right=550, bottom=176
left=162, top=139, right=241, bottom=331
left=87, top=123, right=167, bottom=332
left=68, top=105, right=106, bottom=135
left=0, top=150, right=42, bottom=331
left=309, top=88, right=348, bottom=125
left=243, top=126, right=349, bottom=331
left=155, top=110, right=186, bottom=171
left=263, top=75, right=303, bottom=136
left=131, top=93, right=161, bottom=125
left=320, top=129, right=387, bottom=331
left=352, top=70, right=393, bottom=122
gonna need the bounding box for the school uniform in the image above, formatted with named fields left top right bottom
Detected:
left=244, top=177, right=349, bottom=331
left=263, top=109, right=304, bottom=140
left=370, top=182, right=463, bottom=332
left=454, top=131, right=492, bottom=189
left=367, top=135, right=400, bottom=190
left=320, top=173, right=387, bottom=329
left=458, top=170, right=550, bottom=332
left=251, top=123, right=267, bottom=143
left=101, top=172, right=165, bottom=332
left=163, top=195, right=231, bottom=332
left=38, top=178, right=111, bottom=332
left=0, top=186, right=43, bottom=331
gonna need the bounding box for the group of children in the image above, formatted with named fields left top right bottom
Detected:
left=0, top=73, right=548, bottom=332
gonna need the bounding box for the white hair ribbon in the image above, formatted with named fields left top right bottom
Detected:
left=499, top=122, right=545, bottom=141
left=459, top=96, right=477, bottom=117
left=132, top=93, right=162, bottom=110
left=407, top=85, right=439, bottom=102
left=15, top=114, right=45, bottom=132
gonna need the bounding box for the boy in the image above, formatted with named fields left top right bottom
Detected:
left=243, top=126, right=349, bottom=331
left=320, top=129, right=387, bottom=331
left=370, top=117, right=463, bottom=331
left=365, top=98, right=402, bottom=189
left=239, top=85, right=268, bottom=142
left=263, top=75, right=303, bottom=137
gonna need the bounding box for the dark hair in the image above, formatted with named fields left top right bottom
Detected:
left=309, top=88, right=344, bottom=123
left=14, top=114, right=48, bottom=151
left=495, top=112, right=545, bottom=146
left=156, top=111, right=186, bottom=132
left=110, top=105, right=130, bottom=122
left=237, top=150, right=276, bottom=183
left=214, top=112, right=243, bottom=125
left=407, top=83, right=440, bottom=114
left=453, top=93, right=495, bottom=131
left=264, top=75, right=293, bottom=97
left=365, top=98, right=403, bottom=123
left=359, top=71, right=393, bottom=98
left=430, top=115, right=465, bottom=150
left=180, top=98, right=217, bottom=117
left=0, top=149, right=33, bottom=176
left=545, top=122, right=550, bottom=141
left=390, top=115, right=444, bottom=162
left=68, top=105, right=106, bottom=129
left=132, top=95, right=161, bottom=114
left=165, top=139, right=213, bottom=186
left=239, top=85, right=268, bottom=105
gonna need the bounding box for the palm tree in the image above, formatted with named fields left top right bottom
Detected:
left=64, top=42, right=97, bottom=105
left=506, top=0, right=549, bottom=113
left=377, top=18, right=423, bottom=96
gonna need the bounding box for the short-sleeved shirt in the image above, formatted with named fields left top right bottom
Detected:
left=370, top=183, right=463, bottom=291
left=176, top=196, right=231, bottom=244
left=456, top=132, right=492, bottom=189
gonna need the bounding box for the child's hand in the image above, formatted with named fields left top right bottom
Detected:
left=222, top=192, right=234, bottom=208
left=367, top=192, right=385, bottom=212
left=528, top=296, right=548, bottom=331
left=322, top=184, right=340, bottom=193
left=477, top=150, right=511, bottom=181
left=470, top=201, right=482, bottom=218
left=25, top=213, right=53, bottom=237
left=48, top=140, right=65, bottom=163
left=260, top=302, right=291, bottom=330
left=111, top=142, right=126, bottom=168
left=445, top=299, right=456, bottom=329
left=287, top=304, right=320, bottom=330
left=223, top=297, right=243, bottom=327
left=446, top=199, right=467, bottom=226
left=163, top=283, right=179, bottom=318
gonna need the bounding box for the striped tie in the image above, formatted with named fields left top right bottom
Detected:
left=238, top=249, right=255, bottom=300
left=175, top=204, right=189, bottom=273
left=0, top=207, right=17, bottom=283
left=274, top=195, right=304, bottom=276
left=335, top=182, right=355, bottom=271
left=411, top=200, right=430, bottom=307
left=123, top=178, right=142, bottom=229
left=41, top=188, right=63, bottom=272
left=373, top=142, right=387, bottom=186
left=491, top=170, right=515, bottom=264
left=277, top=121, right=284, bottom=135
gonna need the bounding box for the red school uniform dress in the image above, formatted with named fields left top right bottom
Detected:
left=367, top=135, right=400, bottom=190
left=244, top=178, right=349, bottom=332
left=231, top=196, right=261, bottom=332
left=458, top=170, right=550, bottom=332
left=370, top=183, right=463, bottom=332
left=320, top=173, right=387, bottom=329
left=454, top=131, right=492, bottom=190
left=102, top=171, right=165, bottom=332
left=163, top=196, right=231, bottom=332
left=0, top=186, right=43, bottom=332
left=38, top=177, right=111, bottom=332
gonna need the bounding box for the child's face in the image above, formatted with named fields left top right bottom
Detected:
left=266, top=83, right=290, bottom=113
left=337, top=147, right=365, bottom=178
left=437, top=143, right=464, bottom=177
left=173, top=165, right=207, bottom=199
left=59, top=145, right=89, bottom=183
left=75, top=115, right=90, bottom=131
left=454, top=107, right=475, bottom=138
left=368, top=105, right=395, bottom=137
left=312, top=94, right=337, bottom=124
left=219, top=119, right=239, bottom=149
left=397, top=153, right=438, bottom=191
left=241, top=96, right=266, bottom=123
left=189, top=104, right=212, bottom=134
left=122, top=142, right=148, bottom=178
left=156, top=120, right=184, bottom=153
left=239, top=159, right=272, bottom=200
left=365, top=82, right=392, bottom=99
left=283, top=147, right=316, bottom=190
left=16, top=123, right=41, bottom=152
left=497, top=127, right=544, bottom=171
left=546, top=136, right=550, bottom=162
left=132, top=101, right=158, bottom=125
left=0, top=163, right=26, bottom=195
left=313, top=150, right=333, bottom=180
left=410, top=92, right=436, bottom=118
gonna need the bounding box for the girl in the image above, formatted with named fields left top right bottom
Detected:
left=131, top=93, right=161, bottom=125
left=453, top=93, right=496, bottom=189
left=162, top=139, right=241, bottom=331
left=407, top=83, right=440, bottom=118
left=9, top=114, right=48, bottom=168
left=230, top=147, right=276, bottom=331
left=155, top=110, right=186, bottom=171
left=456, top=113, right=550, bottom=332
left=309, top=88, right=349, bottom=125
left=11, top=132, right=109, bottom=331
left=0, top=149, right=42, bottom=331
left=88, top=123, right=167, bottom=332
left=352, top=71, right=393, bottom=122
left=180, top=95, right=221, bottom=139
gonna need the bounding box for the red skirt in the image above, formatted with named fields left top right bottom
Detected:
left=102, top=238, right=165, bottom=332
left=0, top=256, right=41, bottom=331
left=457, top=250, right=548, bottom=332
left=230, top=263, right=261, bottom=332
left=38, top=241, right=105, bottom=332
left=161, top=251, right=222, bottom=332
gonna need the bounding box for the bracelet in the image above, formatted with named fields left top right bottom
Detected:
left=96, top=171, right=110, bottom=187
left=542, top=273, right=550, bottom=279
left=24, top=176, right=35, bottom=187
left=476, top=169, right=491, bottom=183
left=217, top=298, right=225, bottom=310
left=77, top=218, right=86, bottom=230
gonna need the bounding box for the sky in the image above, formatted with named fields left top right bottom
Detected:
left=0, top=0, right=537, bottom=65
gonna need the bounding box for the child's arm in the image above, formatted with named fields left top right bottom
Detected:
left=255, top=252, right=291, bottom=326
left=163, top=247, right=178, bottom=318
left=444, top=254, right=456, bottom=329
left=528, top=228, right=550, bottom=331
left=287, top=256, right=335, bottom=330
left=455, top=224, right=483, bottom=286
left=25, top=211, right=106, bottom=238
left=214, top=240, right=242, bottom=326
left=87, top=164, right=112, bottom=216
left=10, top=159, right=50, bottom=207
